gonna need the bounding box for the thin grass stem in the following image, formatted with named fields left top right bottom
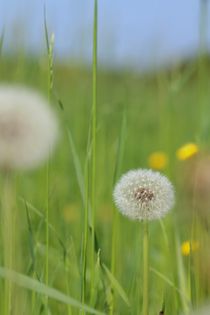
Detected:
left=110, top=109, right=126, bottom=314
left=81, top=159, right=90, bottom=315
left=45, top=163, right=49, bottom=312
left=90, top=0, right=98, bottom=303
left=44, top=10, right=54, bottom=313
left=2, top=173, right=13, bottom=315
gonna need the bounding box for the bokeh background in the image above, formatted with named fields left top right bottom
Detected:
left=0, top=1, right=210, bottom=315
left=0, top=0, right=210, bottom=70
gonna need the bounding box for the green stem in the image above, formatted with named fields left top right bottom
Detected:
left=31, top=271, right=36, bottom=315
left=110, top=110, right=126, bottom=314
left=65, top=266, right=72, bottom=315
left=81, top=159, right=89, bottom=315
left=45, top=162, right=49, bottom=309
left=110, top=210, right=119, bottom=315
left=142, top=221, right=149, bottom=315
left=2, top=173, right=14, bottom=315
left=90, top=0, right=98, bottom=303
left=44, top=13, right=54, bottom=312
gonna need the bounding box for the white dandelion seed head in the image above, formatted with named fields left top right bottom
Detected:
left=113, top=169, right=175, bottom=221
left=0, top=85, right=59, bottom=171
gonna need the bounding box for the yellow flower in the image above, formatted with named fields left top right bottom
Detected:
left=176, top=143, right=198, bottom=161
left=181, top=241, right=190, bottom=256
left=181, top=240, right=200, bottom=256
left=148, top=151, right=168, bottom=170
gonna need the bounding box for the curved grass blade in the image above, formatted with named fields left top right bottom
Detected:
left=102, top=263, right=130, bottom=307
left=0, top=267, right=105, bottom=315
left=19, top=197, right=66, bottom=258
left=150, top=266, right=189, bottom=303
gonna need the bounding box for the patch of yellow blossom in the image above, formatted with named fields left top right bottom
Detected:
left=181, top=240, right=200, bottom=256
left=176, top=143, right=199, bottom=161
left=148, top=151, right=168, bottom=170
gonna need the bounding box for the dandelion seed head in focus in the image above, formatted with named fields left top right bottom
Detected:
left=0, top=85, right=58, bottom=171
left=113, top=169, right=175, bottom=221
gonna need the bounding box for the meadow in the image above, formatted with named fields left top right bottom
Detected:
left=0, top=4, right=210, bottom=315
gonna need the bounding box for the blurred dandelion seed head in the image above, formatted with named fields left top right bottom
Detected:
left=0, top=85, right=58, bottom=171
left=176, top=143, right=198, bottom=161
left=148, top=151, right=168, bottom=170
left=113, top=169, right=175, bottom=221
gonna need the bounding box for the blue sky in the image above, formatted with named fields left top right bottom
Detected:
left=0, top=0, right=209, bottom=69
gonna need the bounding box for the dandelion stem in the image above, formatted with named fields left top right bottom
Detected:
left=1, top=173, right=20, bottom=315
left=142, top=221, right=149, bottom=315
left=110, top=209, right=119, bottom=314
left=45, top=163, right=49, bottom=303
left=2, top=173, right=13, bottom=315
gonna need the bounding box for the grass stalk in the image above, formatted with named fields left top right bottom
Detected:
left=81, top=157, right=90, bottom=314
left=44, top=9, right=55, bottom=312
left=90, top=0, right=98, bottom=303
left=1, top=174, right=23, bottom=315
left=65, top=269, right=72, bottom=315
left=175, top=236, right=190, bottom=315
left=110, top=110, right=127, bottom=314
left=45, top=163, right=49, bottom=311
left=142, top=221, right=149, bottom=315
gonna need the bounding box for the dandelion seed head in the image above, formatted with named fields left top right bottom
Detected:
left=0, top=85, right=58, bottom=171
left=113, top=169, right=175, bottom=221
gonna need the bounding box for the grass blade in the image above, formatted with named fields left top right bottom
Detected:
left=0, top=267, right=105, bottom=315
left=102, top=263, right=130, bottom=307
left=67, top=128, right=85, bottom=204
left=150, top=267, right=189, bottom=302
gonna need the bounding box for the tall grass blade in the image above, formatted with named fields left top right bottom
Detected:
left=102, top=263, right=130, bottom=307
left=90, top=0, right=98, bottom=302
left=0, top=267, right=105, bottom=315
left=67, top=129, right=85, bottom=204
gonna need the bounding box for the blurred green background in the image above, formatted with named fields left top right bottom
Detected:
left=0, top=1, right=210, bottom=315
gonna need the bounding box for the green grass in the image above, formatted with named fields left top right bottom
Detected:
left=1, top=54, right=210, bottom=314
left=1, top=9, right=210, bottom=315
